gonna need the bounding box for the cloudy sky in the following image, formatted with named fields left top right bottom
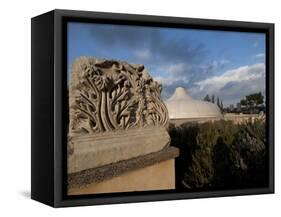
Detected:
left=67, top=22, right=266, bottom=106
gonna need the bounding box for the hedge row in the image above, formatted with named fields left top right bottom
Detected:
left=169, top=119, right=267, bottom=190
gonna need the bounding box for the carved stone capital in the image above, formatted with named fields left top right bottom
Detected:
left=69, top=57, right=169, bottom=136
left=68, top=57, right=171, bottom=173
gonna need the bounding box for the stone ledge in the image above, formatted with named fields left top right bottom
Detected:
left=68, top=127, right=170, bottom=173
left=68, top=146, right=179, bottom=190
left=68, top=159, right=176, bottom=195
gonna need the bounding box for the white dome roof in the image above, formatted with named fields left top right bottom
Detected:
left=165, top=87, right=222, bottom=119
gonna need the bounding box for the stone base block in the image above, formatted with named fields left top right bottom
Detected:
left=68, top=146, right=179, bottom=195
left=68, top=127, right=170, bottom=173
left=68, top=158, right=175, bottom=195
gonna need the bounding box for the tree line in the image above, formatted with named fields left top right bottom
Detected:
left=240, top=92, right=264, bottom=107
left=203, top=94, right=223, bottom=111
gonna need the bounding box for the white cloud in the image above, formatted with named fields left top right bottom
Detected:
left=154, top=63, right=187, bottom=75
left=189, top=63, right=265, bottom=105
left=220, top=59, right=230, bottom=65
left=153, top=63, right=190, bottom=85
left=152, top=59, right=230, bottom=100
left=211, top=59, right=230, bottom=68
left=198, top=59, right=229, bottom=74
left=153, top=59, right=229, bottom=84
left=195, top=63, right=265, bottom=91
left=134, top=49, right=152, bottom=60
left=154, top=76, right=187, bottom=86
left=165, top=63, right=186, bottom=74
left=254, top=53, right=265, bottom=61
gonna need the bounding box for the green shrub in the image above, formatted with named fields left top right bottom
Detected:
left=169, top=119, right=267, bottom=190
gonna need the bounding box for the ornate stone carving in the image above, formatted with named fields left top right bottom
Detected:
left=69, top=57, right=169, bottom=136
left=68, top=57, right=171, bottom=173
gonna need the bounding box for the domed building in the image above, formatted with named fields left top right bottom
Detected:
left=165, top=87, right=222, bottom=124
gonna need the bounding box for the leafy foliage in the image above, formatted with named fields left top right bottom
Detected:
left=169, top=119, right=267, bottom=190
left=240, top=92, right=264, bottom=107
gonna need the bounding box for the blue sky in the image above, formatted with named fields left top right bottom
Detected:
left=67, top=22, right=266, bottom=106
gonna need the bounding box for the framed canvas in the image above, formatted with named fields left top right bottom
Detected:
left=31, top=9, right=274, bottom=207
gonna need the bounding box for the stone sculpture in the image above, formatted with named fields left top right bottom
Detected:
left=68, top=57, right=171, bottom=174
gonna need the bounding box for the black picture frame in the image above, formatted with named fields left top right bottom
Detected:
left=31, top=9, right=274, bottom=207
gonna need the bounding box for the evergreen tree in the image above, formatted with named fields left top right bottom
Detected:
left=211, top=94, right=215, bottom=103
left=204, top=94, right=211, bottom=102
left=217, top=97, right=220, bottom=107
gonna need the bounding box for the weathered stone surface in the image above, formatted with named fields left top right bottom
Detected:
left=68, top=57, right=170, bottom=173
left=68, top=126, right=171, bottom=173
left=68, top=146, right=179, bottom=190
left=69, top=57, right=169, bottom=135
left=68, top=159, right=176, bottom=195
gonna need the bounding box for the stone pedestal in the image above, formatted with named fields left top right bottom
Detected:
left=68, top=147, right=179, bottom=195
left=69, top=159, right=175, bottom=195
left=68, top=127, right=170, bottom=173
